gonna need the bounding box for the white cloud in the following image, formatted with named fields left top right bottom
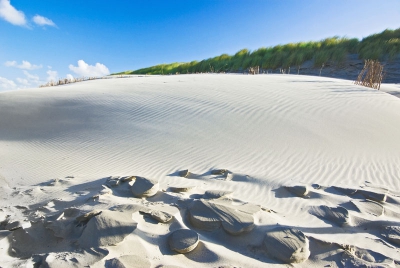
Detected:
left=4, top=60, right=16, bottom=67
left=46, top=70, right=58, bottom=82
left=0, top=0, right=26, bottom=26
left=23, top=70, right=40, bottom=82
left=0, top=76, right=17, bottom=90
left=66, top=74, right=74, bottom=80
left=15, top=71, right=41, bottom=88
left=16, top=77, right=30, bottom=86
left=18, top=60, right=42, bottom=70
left=69, top=60, right=110, bottom=77
left=32, top=14, right=56, bottom=27
left=4, top=60, right=42, bottom=70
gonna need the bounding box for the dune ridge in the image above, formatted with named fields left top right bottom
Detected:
left=1, top=74, right=400, bottom=267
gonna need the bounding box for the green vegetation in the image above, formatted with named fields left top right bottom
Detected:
left=115, top=28, right=400, bottom=75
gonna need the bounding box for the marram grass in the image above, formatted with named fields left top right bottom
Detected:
left=114, top=28, right=400, bottom=75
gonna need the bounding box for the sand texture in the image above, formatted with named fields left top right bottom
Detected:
left=0, top=74, right=400, bottom=267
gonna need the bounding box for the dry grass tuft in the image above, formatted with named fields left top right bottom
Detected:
left=39, top=76, right=116, bottom=88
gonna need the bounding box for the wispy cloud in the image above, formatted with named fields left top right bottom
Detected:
left=69, top=60, right=110, bottom=77
left=0, top=0, right=26, bottom=26
left=0, top=76, right=17, bottom=90
left=33, top=14, right=56, bottom=27
left=23, top=70, right=40, bottom=81
left=4, top=60, right=43, bottom=70
left=46, top=70, right=58, bottom=82
left=4, top=60, right=17, bottom=67
left=16, top=70, right=41, bottom=88
left=16, top=77, right=30, bottom=86
left=23, top=70, right=40, bottom=83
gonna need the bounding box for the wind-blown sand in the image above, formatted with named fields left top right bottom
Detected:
left=0, top=74, right=400, bottom=267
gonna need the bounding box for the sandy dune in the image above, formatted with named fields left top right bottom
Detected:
left=0, top=74, right=400, bottom=267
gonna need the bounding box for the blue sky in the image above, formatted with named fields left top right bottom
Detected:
left=0, top=0, right=399, bottom=91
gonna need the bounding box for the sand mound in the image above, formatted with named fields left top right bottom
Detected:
left=179, top=169, right=190, bottom=178
left=284, top=185, right=310, bottom=197
left=309, top=205, right=352, bottom=226
left=352, top=200, right=385, bottom=217
left=204, top=190, right=233, bottom=199
left=168, top=229, right=199, bottom=253
left=131, top=177, right=159, bottom=198
left=359, top=189, right=388, bottom=203
left=169, top=186, right=196, bottom=193
left=263, top=227, right=310, bottom=263
left=382, top=226, right=400, bottom=246
left=76, top=209, right=102, bottom=224
left=331, top=186, right=389, bottom=202
left=139, top=208, right=173, bottom=223
left=78, top=210, right=136, bottom=248
left=105, top=255, right=151, bottom=268
left=45, top=208, right=84, bottom=239
left=188, top=199, right=257, bottom=235
left=332, top=186, right=358, bottom=196
left=106, top=176, right=122, bottom=187
left=210, top=169, right=229, bottom=175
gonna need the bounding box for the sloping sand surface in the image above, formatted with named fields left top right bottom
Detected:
left=1, top=74, right=400, bottom=267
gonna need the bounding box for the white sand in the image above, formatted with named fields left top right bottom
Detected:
left=0, top=74, right=400, bottom=267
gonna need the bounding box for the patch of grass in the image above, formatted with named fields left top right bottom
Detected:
left=121, top=28, right=400, bottom=75
left=358, top=28, right=400, bottom=60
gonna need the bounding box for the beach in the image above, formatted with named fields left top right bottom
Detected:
left=1, top=74, right=400, bottom=267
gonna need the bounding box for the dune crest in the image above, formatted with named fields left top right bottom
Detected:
left=1, top=75, right=400, bottom=266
